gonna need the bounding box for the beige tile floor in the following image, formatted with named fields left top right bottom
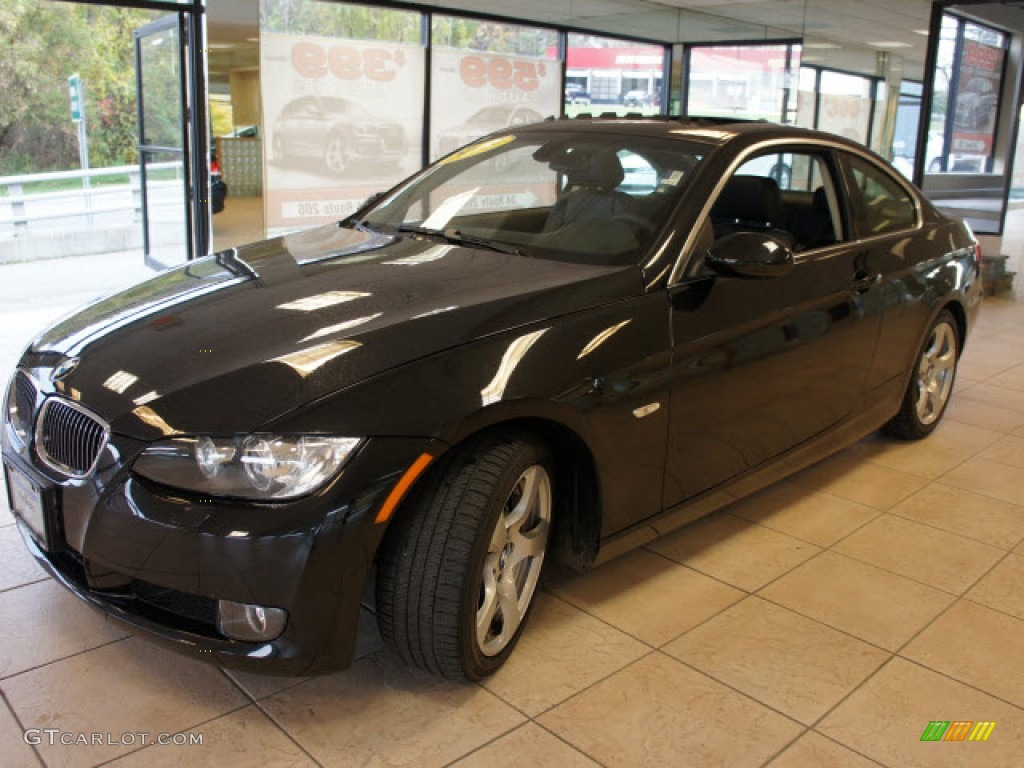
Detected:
left=2, top=296, right=1024, bottom=767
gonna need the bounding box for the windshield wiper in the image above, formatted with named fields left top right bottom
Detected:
left=397, top=225, right=525, bottom=256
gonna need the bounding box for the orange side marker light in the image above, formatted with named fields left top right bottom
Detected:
left=375, top=453, right=434, bottom=524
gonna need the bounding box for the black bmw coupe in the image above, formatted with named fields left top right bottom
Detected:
left=3, top=118, right=981, bottom=680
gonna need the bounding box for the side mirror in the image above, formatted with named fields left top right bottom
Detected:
left=706, top=232, right=795, bottom=278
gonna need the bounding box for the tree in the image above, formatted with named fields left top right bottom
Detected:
left=0, top=0, right=153, bottom=174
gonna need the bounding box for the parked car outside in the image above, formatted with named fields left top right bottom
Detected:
left=270, top=95, right=406, bottom=175
left=623, top=89, right=654, bottom=108
left=565, top=83, right=591, bottom=105
left=4, top=118, right=981, bottom=682
left=210, top=147, right=227, bottom=215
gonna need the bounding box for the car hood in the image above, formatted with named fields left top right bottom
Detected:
left=28, top=224, right=639, bottom=440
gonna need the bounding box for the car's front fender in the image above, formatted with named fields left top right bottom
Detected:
left=266, top=291, right=674, bottom=540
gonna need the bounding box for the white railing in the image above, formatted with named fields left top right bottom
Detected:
left=0, top=163, right=182, bottom=236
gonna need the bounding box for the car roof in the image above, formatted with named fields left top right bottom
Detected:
left=512, top=116, right=876, bottom=153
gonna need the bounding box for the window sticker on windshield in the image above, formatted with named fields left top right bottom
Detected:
left=439, top=135, right=517, bottom=165
left=662, top=171, right=685, bottom=186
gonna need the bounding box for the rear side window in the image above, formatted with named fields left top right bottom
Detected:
left=845, top=155, right=917, bottom=236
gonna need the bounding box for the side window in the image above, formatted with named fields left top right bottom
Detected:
left=737, top=152, right=796, bottom=190
left=713, top=151, right=842, bottom=252
left=845, top=155, right=917, bottom=236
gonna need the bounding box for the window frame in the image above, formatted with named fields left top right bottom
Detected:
left=670, top=137, right=926, bottom=286
left=735, top=147, right=847, bottom=252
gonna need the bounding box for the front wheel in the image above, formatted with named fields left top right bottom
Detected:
left=883, top=309, right=960, bottom=439
left=324, top=133, right=352, bottom=174
left=376, top=433, right=553, bottom=680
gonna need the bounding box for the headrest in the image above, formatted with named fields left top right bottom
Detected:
left=535, top=143, right=624, bottom=190
left=566, top=151, right=624, bottom=189
left=713, top=175, right=782, bottom=223
left=812, top=186, right=830, bottom=212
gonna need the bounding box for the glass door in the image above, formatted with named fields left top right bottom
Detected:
left=135, top=15, right=191, bottom=268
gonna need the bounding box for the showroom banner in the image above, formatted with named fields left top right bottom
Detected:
left=817, top=92, right=871, bottom=144
left=951, top=38, right=1004, bottom=160
left=261, top=31, right=425, bottom=233
left=429, top=48, right=560, bottom=162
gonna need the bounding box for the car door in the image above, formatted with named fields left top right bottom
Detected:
left=661, top=146, right=884, bottom=508
left=836, top=151, right=931, bottom=402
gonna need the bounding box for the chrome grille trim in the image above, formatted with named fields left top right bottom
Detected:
left=34, top=397, right=110, bottom=479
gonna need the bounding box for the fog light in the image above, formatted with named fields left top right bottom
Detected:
left=217, top=600, right=287, bottom=642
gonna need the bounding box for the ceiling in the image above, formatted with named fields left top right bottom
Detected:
left=205, top=0, right=1024, bottom=86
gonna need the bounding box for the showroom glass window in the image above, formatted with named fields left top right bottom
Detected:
left=566, top=33, right=666, bottom=115
left=869, top=80, right=887, bottom=155
left=794, top=66, right=882, bottom=149
left=816, top=70, right=874, bottom=145
left=845, top=155, right=916, bottom=236
left=891, top=80, right=923, bottom=179
left=259, top=0, right=425, bottom=235
left=686, top=43, right=801, bottom=123
left=429, top=17, right=559, bottom=162
left=794, top=67, right=818, bottom=130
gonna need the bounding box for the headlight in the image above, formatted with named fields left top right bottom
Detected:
left=133, top=435, right=361, bottom=500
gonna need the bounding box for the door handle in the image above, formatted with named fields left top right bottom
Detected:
left=852, top=272, right=882, bottom=293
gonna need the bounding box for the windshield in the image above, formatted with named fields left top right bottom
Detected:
left=361, top=131, right=706, bottom=265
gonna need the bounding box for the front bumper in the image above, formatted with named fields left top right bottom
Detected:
left=3, top=430, right=435, bottom=675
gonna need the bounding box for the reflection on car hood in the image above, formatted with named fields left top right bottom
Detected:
left=28, top=224, right=639, bottom=439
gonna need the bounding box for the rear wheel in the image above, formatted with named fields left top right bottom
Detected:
left=883, top=309, right=960, bottom=439
left=377, top=433, right=552, bottom=680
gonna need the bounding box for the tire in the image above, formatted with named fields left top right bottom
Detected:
left=928, top=158, right=942, bottom=173
left=324, top=133, right=352, bottom=174
left=883, top=309, right=960, bottom=440
left=376, top=433, right=553, bottom=680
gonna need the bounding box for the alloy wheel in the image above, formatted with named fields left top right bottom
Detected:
left=476, top=464, right=550, bottom=657
left=325, top=137, right=351, bottom=173
left=915, top=320, right=957, bottom=425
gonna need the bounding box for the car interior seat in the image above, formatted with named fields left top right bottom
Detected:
left=789, top=187, right=836, bottom=251
left=543, top=150, right=633, bottom=231
left=710, top=175, right=795, bottom=250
